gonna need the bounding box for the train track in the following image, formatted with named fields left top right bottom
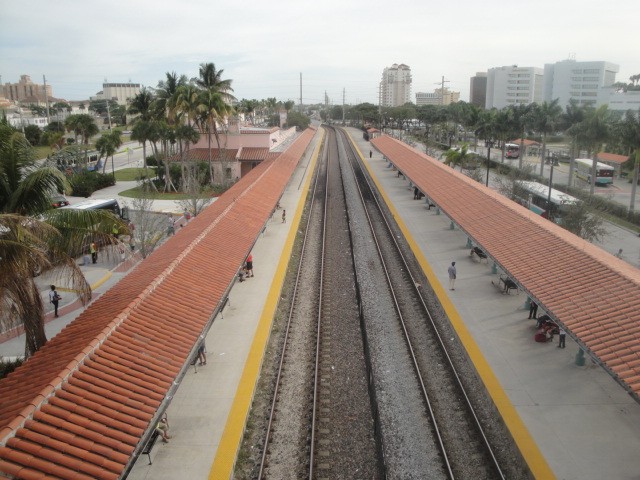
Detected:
left=242, top=126, right=529, bottom=479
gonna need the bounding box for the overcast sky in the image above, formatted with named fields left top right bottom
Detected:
left=2, top=0, right=638, bottom=106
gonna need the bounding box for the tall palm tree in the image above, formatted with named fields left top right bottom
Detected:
left=196, top=90, right=228, bottom=183
left=581, top=105, right=612, bottom=195
left=128, top=88, right=156, bottom=172
left=96, top=129, right=123, bottom=175
left=561, top=100, right=587, bottom=186
left=529, top=99, right=563, bottom=176
left=195, top=62, right=236, bottom=104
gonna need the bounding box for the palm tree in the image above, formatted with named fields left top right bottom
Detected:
left=619, top=108, right=640, bottom=211
left=581, top=105, right=612, bottom=195
left=561, top=100, right=587, bottom=186
left=0, top=209, right=122, bottom=356
left=128, top=88, right=156, bottom=172
left=96, top=129, right=123, bottom=175
left=529, top=99, right=563, bottom=176
left=196, top=89, right=228, bottom=183
left=444, top=144, right=473, bottom=171
left=0, top=123, right=67, bottom=214
left=195, top=62, right=236, bottom=104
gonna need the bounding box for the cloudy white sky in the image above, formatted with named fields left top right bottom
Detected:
left=2, top=0, right=638, bottom=106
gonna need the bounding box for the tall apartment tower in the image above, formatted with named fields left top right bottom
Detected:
left=2, top=75, right=52, bottom=102
left=485, top=65, right=543, bottom=109
left=469, top=72, right=487, bottom=108
left=379, top=64, right=412, bottom=107
left=542, top=59, right=619, bottom=108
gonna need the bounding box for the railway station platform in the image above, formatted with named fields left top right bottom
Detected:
left=33, top=125, right=638, bottom=479
left=354, top=128, right=640, bottom=480
left=127, top=126, right=640, bottom=480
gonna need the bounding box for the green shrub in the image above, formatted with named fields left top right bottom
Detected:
left=70, top=171, right=116, bottom=197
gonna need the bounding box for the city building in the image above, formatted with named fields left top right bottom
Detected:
left=415, top=88, right=460, bottom=106
left=2, top=75, right=52, bottom=103
left=597, top=88, right=640, bottom=113
left=379, top=64, right=412, bottom=107
left=91, top=82, right=141, bottom=105
left=542, top=59, right=619, bottom=109
left=469, top=72, right=487, bottom=108
left=485, top=65, right=543, bottom=109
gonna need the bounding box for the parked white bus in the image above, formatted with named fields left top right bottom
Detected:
left=515, top=181, right=580, bottom=222
left=574, top=158, right=614, bottom=185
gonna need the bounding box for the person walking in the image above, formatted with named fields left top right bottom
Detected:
left=197, top=343, right=207, bottom=365
left=282, top=209, right=286, bottom=223
left=49, top=285, right=61, bottom=318
left=447, top=261, right=457, bottom=290
left=528, top=300, right=538, bottom=319
left=558, top=327, right=566, bottom=348
left=246, top=254, right=254, bottom=277
left=369, top=150, right=372, bottom=158
left=90, top=241, right=98, bottom=264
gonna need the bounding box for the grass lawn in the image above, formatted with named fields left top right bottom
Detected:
left=114, top=168, right=149, bottom=181
left=35, top=145, right=53, bottom=159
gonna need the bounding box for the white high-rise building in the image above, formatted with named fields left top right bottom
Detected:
left=542, top=59, right=619, bottom=108
left=485, top=66, right=543, bottom=109
left=379, top=64, right=412, bottom=107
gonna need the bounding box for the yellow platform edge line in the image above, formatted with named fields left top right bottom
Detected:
left=209, top=130, right=324, bottom=479
left=349, top=131, right=555, bottom=480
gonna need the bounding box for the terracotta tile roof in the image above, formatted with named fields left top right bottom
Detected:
left=238, top=147, right=269, bottom=161
left=372, top=134, right=640, bottom=399
left=167, top=148, right=238, bottom=162
left=597, top=152, right=629, bottom=164
left=0, top=127, right=317, bottom=478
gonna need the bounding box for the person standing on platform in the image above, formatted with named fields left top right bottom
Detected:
left=166, top=214, right=175, bottom=236
left=90, top=241, right=98, bottom=264
left=282, top=209, right=286, bottom=223
left=49, top=285, right=61, bottom=318
left=369, top=150, right=372, bottom=158
left=528, top=300, right=538, bottom=319
left=558, top=327, right=566, bottom=348
left=448, top=262, right=457, bottom=290
left=246, top=254, right=254, bottom=277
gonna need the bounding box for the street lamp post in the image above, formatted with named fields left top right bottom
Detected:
left=547, top=156, right=555, bottom=209
left=485, top=140, right=494, bottom=187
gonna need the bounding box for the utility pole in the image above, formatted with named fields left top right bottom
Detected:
left=43, top=74, right=50, bottom=123
left=434, top=75, right=450, bottom=106
left=299, top=72, right=303, bottom=113
left=342, top=88, right=345, bottom=125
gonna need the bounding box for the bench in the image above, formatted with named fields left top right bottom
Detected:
left=142, top=430, right=160, bottom=465
left=492, top=274, right=518, bottom=295
left=470, top=246, right=488, bottom=263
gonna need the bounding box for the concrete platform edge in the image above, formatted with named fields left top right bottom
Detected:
left=347, top=130, right=555, bottom=480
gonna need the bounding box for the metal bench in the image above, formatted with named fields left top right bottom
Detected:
left=470, top=246, right=488, bottom=263
left=142, top=430, right=161, bottom=465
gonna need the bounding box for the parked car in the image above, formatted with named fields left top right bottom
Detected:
left=51, top=194, right=70, bottom=208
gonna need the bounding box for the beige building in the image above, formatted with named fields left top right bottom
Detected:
left=415, top=88, right=460, bottom=106
left=379, top=64, right=412, bottom=107
left=92, top=82, right=141, bottom=105
left=2, top=75, right=52, bottom=103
